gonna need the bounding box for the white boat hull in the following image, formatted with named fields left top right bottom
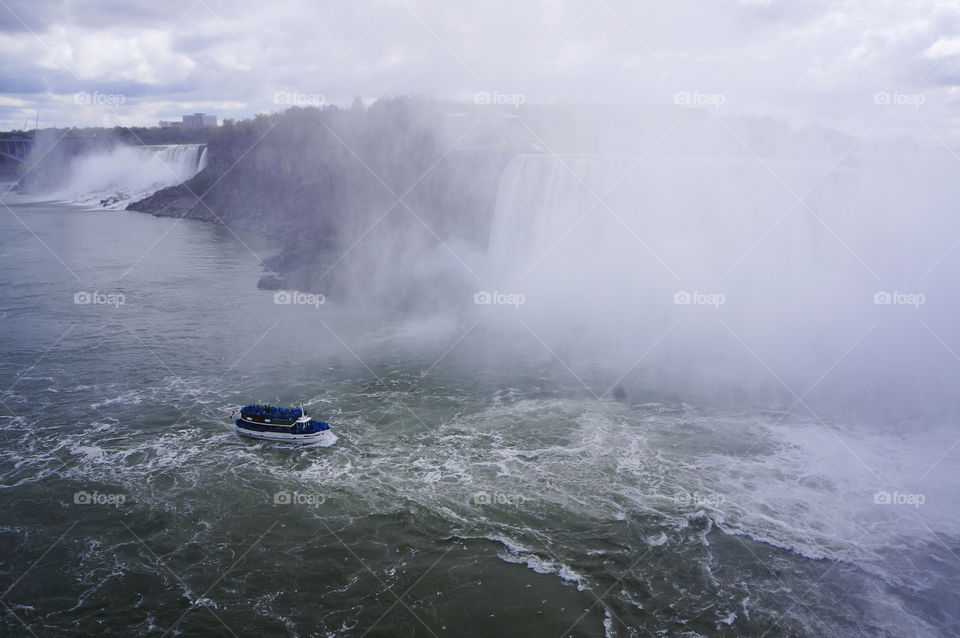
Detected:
left=236, top=425, right=338, bottom=446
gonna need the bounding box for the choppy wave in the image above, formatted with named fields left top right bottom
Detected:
left=2, top=375, right=954, bottom=635
left=0, top=252, right=957, bottom=637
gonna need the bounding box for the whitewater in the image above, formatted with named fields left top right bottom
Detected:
left=43, top=143, right=207, bottom=209
left=0, top=145, right=958, bottom=636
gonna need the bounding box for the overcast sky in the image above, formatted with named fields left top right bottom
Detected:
left=1, top=0, right=958, bottom=144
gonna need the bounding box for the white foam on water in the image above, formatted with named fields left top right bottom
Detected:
left=1, top=361, right=955, bottom=636
left=646, top=532, right=668, bottom=546
left=357, top=395, right=959, bottom=634
left=483, top=534, right=587, bottom=590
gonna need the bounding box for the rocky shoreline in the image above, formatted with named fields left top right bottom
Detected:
left=128, top=183, right=338, bottom=293
left=125, top=103, right=516, bottom=300
left=127, top=184, right=219, bottom=222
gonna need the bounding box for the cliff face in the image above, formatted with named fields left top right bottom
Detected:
left=127, top=101, right=855, bottom=303
left=128, top=100, right=515, bottom=298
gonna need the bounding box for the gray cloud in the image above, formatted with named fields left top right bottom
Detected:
left=0, top=0, right=957, bottom=144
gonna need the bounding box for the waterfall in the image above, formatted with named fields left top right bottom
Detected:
left=488, top=154, right=637, bottom=278
left=486, top=153, right=842, bottom=285
left=52, top=144, right=208, bottom=209
left=484, top=151, right=960, bottom=406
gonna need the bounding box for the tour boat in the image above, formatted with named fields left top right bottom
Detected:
left=234, top=403, right=337, bottom=446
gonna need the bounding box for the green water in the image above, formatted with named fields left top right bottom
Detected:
left=0, top=199, right=957, bottom=637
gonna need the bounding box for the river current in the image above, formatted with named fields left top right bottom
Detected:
left=0, top=194, right=957, bottom=637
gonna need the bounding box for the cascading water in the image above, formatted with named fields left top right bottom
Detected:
left=460, top=152, right=960, bottom=638
left=483, top=151, right=960, bottom=410
left=50, top=144, right=208, bottom=209
left=3, top=144, right=959, bottom=637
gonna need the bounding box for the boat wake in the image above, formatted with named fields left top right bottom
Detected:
left=0, top=369, right=956, bottom=636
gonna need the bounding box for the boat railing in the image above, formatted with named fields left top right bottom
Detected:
left=236, top=419, right=330, bottom=434
left=239, top=404, right=304, bottom=421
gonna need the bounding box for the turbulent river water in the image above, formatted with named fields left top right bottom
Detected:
left=0, top=194, right=958, bottom=637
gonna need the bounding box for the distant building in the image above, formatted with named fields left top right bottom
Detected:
left=181, top=113, right=218, bottom=129
left=161, top=113, right=217, bottom=129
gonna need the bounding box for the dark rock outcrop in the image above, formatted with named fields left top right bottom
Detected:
left=126, top=184, right=216, bottom=221
left=127, top=101, right=516, bottom=301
